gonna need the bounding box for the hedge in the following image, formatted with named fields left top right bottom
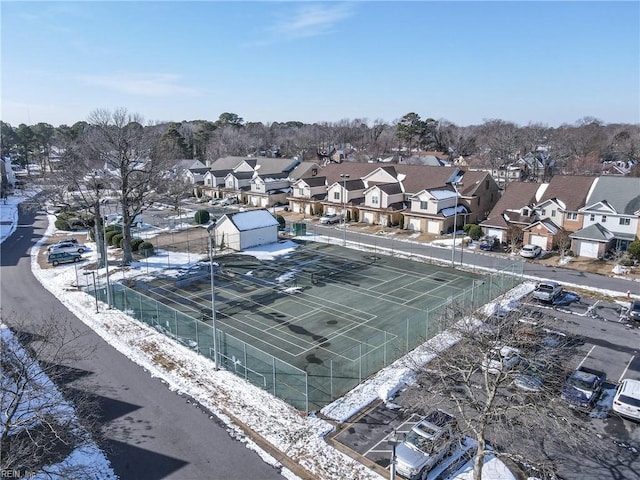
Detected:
left=111, top=233, right=123, bottom=247
left=55, top=219, right=71, bottom=231
left=139, top=241, right=154, bottom=257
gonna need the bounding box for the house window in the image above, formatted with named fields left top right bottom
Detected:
left=298, top=188, right=304, bottom=196
left=522, top=209, right=529, bottom=216
left=541, top=209, right=546, bottom=216
left=485, top=180, right=489, bottom=189
left=602, top=216, right=607, bottom=223
left=619, top=218, right=630, bottom=226
left=372, top=195, right=379, bottom=205
left=551, top=210, right=556, bottom=217
left=311, top=168, right=317, bottom=176
left=420, top=201, right=428, bottom=210
left=334, top=191, right=340, bottom=201
left=589, top=214, right=595, bottom=221
left=566, top=212, right=577, bottom=220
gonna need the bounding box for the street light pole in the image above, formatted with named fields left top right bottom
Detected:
left=388, top=430, right=400, bottom=480
left=206, top=222, right=219, bottom=370
left=340, top=174, right=349, bottom=246
left=83, top=271, right=99, bottom=313
left=451, top=182, right=460, bottom=268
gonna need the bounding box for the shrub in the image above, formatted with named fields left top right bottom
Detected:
left=139, top=241, right=154, bottom=257
left=111, top=233, right=123, bottom=247
left=619, top=256, right=635, bottom=267
left=567, top=250, right=575, bottom=257
left=275, top=214, right=286, bottom=231
left=194, top=209, right=210, bottom=224
left=54, top=219, right=71, bottom=231
left=463, top=224, right=473, bottom=234
left=105, top=225, right=119, bottom=233
left=105, top=230, right=118, bottom=245
left=131, top=238, right=145, bottom=252
left=628, top=240, right=640, bottom=261
left=466, top=224, right=483, bottom=240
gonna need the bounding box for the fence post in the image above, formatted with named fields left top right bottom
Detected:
left=330, top=359, right=333, bottom=400
left=272, top=356, right=276, bottom=396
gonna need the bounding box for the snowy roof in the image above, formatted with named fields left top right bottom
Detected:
left=429, top=189, right=457, bottom=200
left=440, top=205, right=468, bottom=217
left=225, top=209, right=279, bottom=231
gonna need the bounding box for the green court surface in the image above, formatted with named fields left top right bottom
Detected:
left=126, top=240, right=503, bottom=410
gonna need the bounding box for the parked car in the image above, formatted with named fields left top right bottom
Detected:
left=532, top=281, right=563, bottom=303
left=520, top=244, right=542, bottom=258
left=47, top=251, right=82, bottom=266
left=481, top=346, right=521, bottom=375
left=628, top=300, right=640, bottom=322
left=478, top=235, right=498, bottom=251
left=48, top=241, right=87, bottom=254
left=319, top=213, right=341, bottom=224
left=395, top=410, right=459, bottom=480
left=612, top=378, right=640, bottom=421
left=50, top=237, right=79, bottom=246
left=561, top=366, right=606, bottom=411
left=514, top=356, right=554, bottom=392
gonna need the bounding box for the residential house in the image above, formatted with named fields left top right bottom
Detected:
left=522, top=175, right=595, bottom=251
left=213, top=209, right=279, bottom=251
left=572, top=176, right=640, bottom=258
left=517, top=152, right=554, bottom=182
left=480, top=182, right=541, bottom=243
left=289, top=176, right=328, bottom=215
left=406, top=188, right=465, bottom=234
left=323, top=178, right=366, bottom=219
left=360, top=182, right=405, bottom=226
left=490, top=164, right=524, bottom=188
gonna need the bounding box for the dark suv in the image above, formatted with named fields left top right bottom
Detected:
left=47, top=251, right=82, bottom=266
left=629, top=300, right=640, bottom=322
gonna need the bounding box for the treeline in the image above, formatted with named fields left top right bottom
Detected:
left=1, top=112, right=639, bottom=174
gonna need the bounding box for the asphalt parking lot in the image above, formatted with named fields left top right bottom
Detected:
left=330, top=291, right=640, bottom=480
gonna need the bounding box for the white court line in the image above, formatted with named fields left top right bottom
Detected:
left=577, top=345, right=596, bottom=369
left=619, top=355, right=635, bottom=382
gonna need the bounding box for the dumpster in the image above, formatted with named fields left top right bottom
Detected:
left=291, top=222, right=306, bottom=236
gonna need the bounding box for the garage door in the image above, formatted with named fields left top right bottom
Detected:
left=486, top=228, right=504, bottom=243
left=529, top=234, right=547, bottom=249
left=578, top=241, right=600, bottom=258
left=407, top=218, right=421, bottom=231
left=362, top=212, right=374, bottom=224
left=427, top=221, right=440, bottom=234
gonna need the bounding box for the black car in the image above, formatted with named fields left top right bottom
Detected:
left=629, top=300, right=640, bottom=322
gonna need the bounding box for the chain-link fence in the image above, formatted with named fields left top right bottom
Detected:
left=87, top=258, right=522, bottom=412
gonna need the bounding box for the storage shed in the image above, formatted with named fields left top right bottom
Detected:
left=213, top=209, right=279, bottom=251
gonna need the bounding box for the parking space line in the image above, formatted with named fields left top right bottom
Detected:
left=577, top=345, right=596, bottom=368
left=619, top=355, right=635, bottom=382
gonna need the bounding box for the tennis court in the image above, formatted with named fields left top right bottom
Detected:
left=103, top=240, right=525, bottom=411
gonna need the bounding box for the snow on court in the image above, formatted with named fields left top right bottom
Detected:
left=3, top=194, right=535, bottom=479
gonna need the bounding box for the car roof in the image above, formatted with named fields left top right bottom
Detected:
left=619, top=379, right=640, bottom=397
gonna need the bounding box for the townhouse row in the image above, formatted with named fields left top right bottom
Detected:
left=481, top=175, right=640, bottom=259
left=181, top=156, right=500, bottom=239
left=177, top=156, right=640, bottom=259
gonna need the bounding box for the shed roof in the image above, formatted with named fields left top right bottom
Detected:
left=224, top=209, right=279, bottom=231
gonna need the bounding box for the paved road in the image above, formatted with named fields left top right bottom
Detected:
left=0, top=207, right=285, bottom=480
left=302, top=222, right=640, bottom=296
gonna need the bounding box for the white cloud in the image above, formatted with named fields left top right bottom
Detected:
left=269, top=3, right=354, bottom=40
left=77, top=73, right=201, bottom=97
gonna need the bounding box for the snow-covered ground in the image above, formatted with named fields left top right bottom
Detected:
left=1, top=193, right=535, bottom=479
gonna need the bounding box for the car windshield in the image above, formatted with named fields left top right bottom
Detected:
left=618, top=394, right=640, bottom=407
left=568, top=372, right=596, bottom=390
left=405, top=429, right=436, bottom=453
left=632, top=302, right=640, bottom=313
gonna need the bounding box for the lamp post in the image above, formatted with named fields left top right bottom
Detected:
left=388, top=429, right=401, bottom=480
left=451, top=182, right=460, bottom=268
left=83, top=271, right=99, bottom=313
left=340, top=174, right=349, bottom=246
left=206, top=221, right=219, bottom=369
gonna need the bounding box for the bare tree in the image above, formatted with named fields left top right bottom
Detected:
left=402, top=308, right=589, bottom=480
left=1, top=311, right=101, bottom=478
left=85, top=108, right=165, bottom=265
left=554, top=228, right=572, bottom=258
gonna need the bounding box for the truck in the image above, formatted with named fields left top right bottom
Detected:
left=561, top=366, right=606, bottom=411
left=532, top=281, right=563, bottom=303
left=395, top=410, right=459, bottom=480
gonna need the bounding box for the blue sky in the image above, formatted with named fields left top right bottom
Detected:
left=2, top=1, right=639, bottom=128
